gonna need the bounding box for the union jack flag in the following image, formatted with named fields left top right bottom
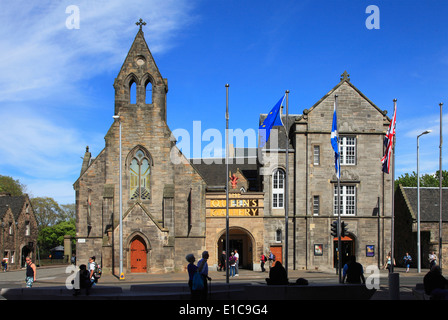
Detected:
left=381, top=102, right=396, bottom=173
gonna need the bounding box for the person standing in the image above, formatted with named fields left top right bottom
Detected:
left=219, top=250, right=226, bottom=271
left=234, top=249, right=239, bottom=276
left=25, top=257, right=36, bottom=288
left=197, top=251, right=211, bottom=299
left=229, top=252, right=236, bottom=277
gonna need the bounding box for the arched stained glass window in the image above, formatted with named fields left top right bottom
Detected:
left=129, top=149, right=151, bottom=200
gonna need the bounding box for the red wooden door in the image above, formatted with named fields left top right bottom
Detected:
left=270, top=246, right=283, bottom=265
left=130, top=237, right=147, bottom=273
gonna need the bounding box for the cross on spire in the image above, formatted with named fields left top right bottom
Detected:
left=136, top=18, right=147, bottom=30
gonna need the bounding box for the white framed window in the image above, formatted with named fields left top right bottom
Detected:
left=313, top=145, right=320, bottom=165
left=339, top=136, right=356, bottom=165
left=272, top=168, right=285, bottom=209
left=333, top=185, right=356, bottom=215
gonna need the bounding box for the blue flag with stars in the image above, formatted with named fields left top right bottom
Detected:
left=259, top=95, right=285, bottom=148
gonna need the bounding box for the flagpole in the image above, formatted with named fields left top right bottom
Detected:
left=225, top=84, right=230, bottom=284
left=335, top=95, right=342, bottom=283
left=285, top=90, right=289, bottom=279
left=391, top=99, right=397, bottom=274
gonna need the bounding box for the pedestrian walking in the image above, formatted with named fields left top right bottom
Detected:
left=25, top=257, right=36, bottom=288
left=2, top=258, right=7, bottom=272
left=88, top=256, right=100, bottom=286
left=186, top=253, right=200, bottom=299
left=429, top=251, right=437, bottom=269
left=342, top=256, right=365, bottom=284
left=383, top=251, right=395, bottom=272
left=268, top=251, right=276, bottom=269
left=260, top=253, right=267, bottom=272
left=197, top=251, right=211, bottom=299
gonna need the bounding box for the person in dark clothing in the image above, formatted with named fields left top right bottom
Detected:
left=73, top=264, right=92, bottom=296
left=219, top=251, right=226, bottom=271
left=342, top=256, right=365, bottom=284
left=25, top=257, right=36, bottom=288
left=266, top=261, right=288, bottom=285
left=424, top=265, right=448, bottom=300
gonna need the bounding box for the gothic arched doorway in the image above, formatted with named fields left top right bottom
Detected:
left=217, top=227, right=255, bottom=270
left=130, top=236, right=147, bottom=273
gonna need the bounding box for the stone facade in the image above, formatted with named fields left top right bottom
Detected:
left=260, top=73, right=393, bottom=272
left=74, top=28, right=392, bottom=275
left=74, top=29, right=207, bottom=275
left=395, top=186, right=448, bottom=268
left=0, top=193, right=38, bottom=270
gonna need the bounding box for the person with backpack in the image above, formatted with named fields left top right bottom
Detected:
left=268, top=251, right=276, bottom=269
left=88, top=256, right=101, bottom=286
left=260, top=253, right=267, bottom=272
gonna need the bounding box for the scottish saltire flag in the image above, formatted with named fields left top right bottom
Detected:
left=331, top=100, right=340, bottom=179
left=259, top=95, right=285, bottom=148
left=382, top=103, right=397, bottom=173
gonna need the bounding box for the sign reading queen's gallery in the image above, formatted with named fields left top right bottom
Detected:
left=206, top=192, right=264, bottom=217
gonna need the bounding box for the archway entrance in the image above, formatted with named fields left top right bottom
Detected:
left=130, top=236, right=147, bottom=273
left=217, top=228, right=254, bottom=270
left=333, top=234, right=355, bottom=268
left=21, top=246, right=31, bottom=268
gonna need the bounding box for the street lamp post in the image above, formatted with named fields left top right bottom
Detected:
left=417, top=130, right=431, bottom=273
left=439, top=102, right=443, bottom=271
left=113, top=114, right=124, bottom=280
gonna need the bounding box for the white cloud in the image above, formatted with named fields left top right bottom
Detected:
left=0, top=0, right=197, bottom=101
left=0, top=0, right=198, bottom=204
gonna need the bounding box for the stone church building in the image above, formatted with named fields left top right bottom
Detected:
left=74, top=25, right=393, bottom=275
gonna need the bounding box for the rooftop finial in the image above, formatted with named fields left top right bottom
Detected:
left=340, top=71, right=350, bottom=82
left=136, top=18, right=147, bottom=31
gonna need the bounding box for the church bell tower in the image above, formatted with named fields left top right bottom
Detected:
left=113, top=19, right=168, bottom=122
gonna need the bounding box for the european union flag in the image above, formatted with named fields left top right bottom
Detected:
left=259, top=95, right=285, bottom=148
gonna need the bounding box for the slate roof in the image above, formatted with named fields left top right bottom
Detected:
left=399, top=186, right=448, bottom=222
left=190, top=157, right=260, bottom=191
left=0, top=195, right=26, bottom=220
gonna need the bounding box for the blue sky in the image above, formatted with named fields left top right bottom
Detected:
left=0, top=0, right=447, bottom=204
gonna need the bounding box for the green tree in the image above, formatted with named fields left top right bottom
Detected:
left=31, top=197, right=63, bottom=230
left=0, top=175, right=26, bottom=195
left=38, top=219, right=76, bottom=254
left=395, top=170, right=448, bottom=188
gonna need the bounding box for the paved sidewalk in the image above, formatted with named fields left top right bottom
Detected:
left=1, top=265, right=424, bottom=300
